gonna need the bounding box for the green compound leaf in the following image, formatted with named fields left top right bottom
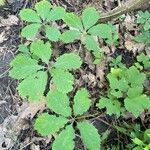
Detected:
left=97, top=97, right=121, bottom=117
left=51, top=69, right=74, bottom=93
left=34, top=113, right=68, bottom=136
left=126, top=66, right=146, bottom=87
left=63, top=13, right=83, bottom=31
left=21, top=23, right=41, bottom=39
left=78, top=121, right=101, bottom=150
left=30, top=40, right=52, bottom=64
left=35, top=0, right=51, bottom=20
left=52, top=125, right=75, bottom=150
left=9, top=54, right=43, bottom=79
left=47, top=90, right=71, bottom=117
left=73, top=88, right=91, bottom=116
left=19, top=9, right=41, bottom=23
left=61, top=30, right=81, bottom=43
left=82, top=7, right=99, bottom=30
left=17, top=71, right=47, bottom=101
left=124, top=94, right=150, bottom=118
left=47, top=6, right=65, bottom=21
left=45, top=26, right=61, bottom=41
left=88, top=24, right=112, bottom=39
left=54, top=53, right=82, bottom=70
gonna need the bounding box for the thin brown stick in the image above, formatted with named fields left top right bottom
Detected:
left=99, top=0, right=150, bottom=23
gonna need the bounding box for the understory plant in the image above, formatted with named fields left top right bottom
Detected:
left=115, top=123, right=150, bottom=150
left=10, top=39, right=82, bottom=100
left=19, top=0, right=118, bottom=64
left=9, top=0, right=150, bottom=149
left=135, top=11, right=150, bottom=44
left=61, top=9, right=118, bottom=63
left=35, top=88, right=101, bottom=150
left=97, top=55, right=150, bottom=117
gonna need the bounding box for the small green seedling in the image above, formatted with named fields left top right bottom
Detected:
left=19, top=0, right=65, bottom=41
left=134, top=30, right=150, bottom=45
left=137, top=53, right=150, bottom=69
left=35, top=88, right=101, bottom=150
left=61, top=7, right=118, bottom=63
left=137, top=11, right=150, bottom=31
left=9, top=40, right=82, bottom=101
left=115, top=123, right=150, bottom=150
left=97, top=57, right=150, bottom=118
left=135, top=11, right=150, bottom=44
left=109, top=55, right=125, bottom=68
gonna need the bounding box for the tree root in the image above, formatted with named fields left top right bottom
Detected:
left=99, top=0, right=150, bottom=23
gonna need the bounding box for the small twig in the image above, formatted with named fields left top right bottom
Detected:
left=98, top=0, right=150, bottom=23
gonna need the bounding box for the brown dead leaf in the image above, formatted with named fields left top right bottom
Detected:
left=13, top=98, right=46, bottom=135
left=145, top=46, right=150, bottom=57
left=96, top=60, right=106, bottom=88
left=1, top=15, right=19, bottom=27
left=125, top=41, right=135, bottom=51
left=124, top=14, right=136, bottom=30
left=82, top=72, right=96, bottom=87
left=101, top=46, right=111, bottom=54
left=31, top=143, right=40, bottom=150
left=0, top=31, right=8, bottom=44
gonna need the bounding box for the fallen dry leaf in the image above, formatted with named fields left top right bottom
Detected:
left=1, top=15, right=19, bottom=26
left=0, top=31, right=8, bottom=44
left=96, top=60, right=106, bottom=88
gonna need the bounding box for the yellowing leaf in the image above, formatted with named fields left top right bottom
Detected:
left=0, top=0, right=5, bottom=6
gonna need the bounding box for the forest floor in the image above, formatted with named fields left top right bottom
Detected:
left=0, top=0, right=150, bottom=149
